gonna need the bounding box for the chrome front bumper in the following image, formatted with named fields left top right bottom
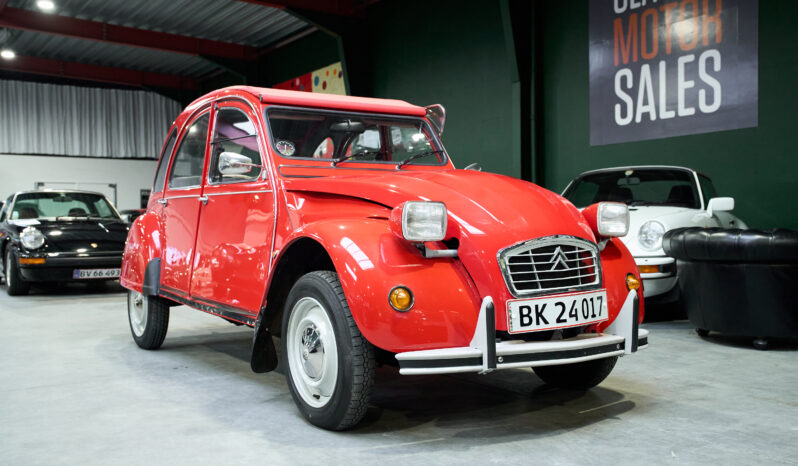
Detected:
left=396, top=290, right=648, bottom=376
left=636, top=257, right=677, bottom=298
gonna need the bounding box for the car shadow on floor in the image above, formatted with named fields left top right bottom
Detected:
left=123, top=328, right=647, bottom=443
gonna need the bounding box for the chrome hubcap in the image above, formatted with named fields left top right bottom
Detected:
left=5, top=251, right=11, bottom=287
left=128, top=291, right=147, bottom=337
left=287, top=297, right=338, bottom=408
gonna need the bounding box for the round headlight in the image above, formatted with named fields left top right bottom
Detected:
left=638, top=221, right=665, bottom=251
left=20, top=227, right=45, bottom=250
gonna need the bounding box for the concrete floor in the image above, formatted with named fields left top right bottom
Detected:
left=1, top=284, right=796, bottom=466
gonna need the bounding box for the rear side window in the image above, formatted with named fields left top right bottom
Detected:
left=168, top=113, right=210, bottom=189
left=152, top=129, right=177, bottom=193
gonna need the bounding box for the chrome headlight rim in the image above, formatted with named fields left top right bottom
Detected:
left=401, top=201, right=448, bottom=242
left=20, top=226, right=45, bottom=250
left=638, top=220, right=666, bottom=251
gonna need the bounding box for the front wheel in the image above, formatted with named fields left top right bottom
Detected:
left=5, top=248, right=30, bottom=296
left=282, top=271, right=375, bottom=430
left=533, top=356, right=618, bottom=390
left=127, top=290, right=170, bottom=349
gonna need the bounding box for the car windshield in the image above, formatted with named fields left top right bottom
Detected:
left=563, top=169, right=700, bottom=209
left=9, top=192, right=119, bottom=220
left=266, top=108, right=446, bottom=167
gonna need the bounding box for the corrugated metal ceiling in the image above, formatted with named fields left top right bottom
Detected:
left=3, top=0, right=310, bottom=78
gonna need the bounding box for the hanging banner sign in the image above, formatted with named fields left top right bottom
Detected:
left=589, top=0, right=758, bottom=146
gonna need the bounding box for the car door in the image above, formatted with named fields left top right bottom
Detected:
left=159, top=109, right=211, bottom=297
left=189, top=100, right=275, bottom=314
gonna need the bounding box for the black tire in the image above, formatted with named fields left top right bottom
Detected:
left=533, top=356, right=618, bottom=390
left=696, top=328, right=710, bottom=337
left=5, top=247, right=30, bottom=296
left=127, top=290, right=170, bottom=349
left=281, top=271, right=375, bottom=431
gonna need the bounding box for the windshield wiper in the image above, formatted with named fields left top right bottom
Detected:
left=396, top=150, right=445, bottom=169
left=331, top=150, right=383, bottom=167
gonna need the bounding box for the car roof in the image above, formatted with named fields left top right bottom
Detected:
left=574, top=165, right=697, bottom=178
left=185, top=86, right=428, bottom=117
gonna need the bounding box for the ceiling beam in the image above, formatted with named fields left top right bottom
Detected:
left=0, top=55, right=199, bottom=90
left=0, top=7, right=260, bottom=61
left=235, top=0, right=362, bottom=17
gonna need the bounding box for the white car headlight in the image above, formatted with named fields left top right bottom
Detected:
left=597, top=202, right=630, bottom=237
left=638, top=220, right=665, bottom=250
left=402, top=201, right=447, bottom=242
left=20, top=226, right=45, bottom=250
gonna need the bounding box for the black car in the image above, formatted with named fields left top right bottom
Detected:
left=0, top=190, right=129, bottom=295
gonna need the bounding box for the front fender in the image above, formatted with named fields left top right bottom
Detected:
left=596, top=237, right=645, bottom=331
left=289, top=219, right=482, bottom=353
left=120, top=211, right=163, bottom=293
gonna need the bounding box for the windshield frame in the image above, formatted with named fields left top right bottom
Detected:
left=263, top=105, right=449, bottom=168
left=6, top=191, right=122, bottom=222
left=563, top=167, right=701, bottom=209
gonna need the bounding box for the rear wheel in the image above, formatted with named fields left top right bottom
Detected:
left=282, top=271, right=375, bottom=430
left=5, top=248, right=30, bottom=296
left=533, top=356, right=618, bottom=390
left=127, top=290, right=170, bottom=349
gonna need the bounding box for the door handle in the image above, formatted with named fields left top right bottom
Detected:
left=158, top=198, right=168, bottom=206
left=198, top=195, right=209, bottom=205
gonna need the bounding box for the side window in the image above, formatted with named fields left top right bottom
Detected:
left=698, top=175, right=718, bottom=204
left=168, top=113, right=210, bottom=189
left=152, top=129, right=177, bottom=193
left=209, top=108, right=262, bottom=183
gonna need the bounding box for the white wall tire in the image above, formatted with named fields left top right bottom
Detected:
left=282, top=271, right=375, bottom=430
left=126, top=290, right=170, bottom=350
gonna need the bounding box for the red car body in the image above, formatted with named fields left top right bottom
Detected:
left=121, top=86, right=647, bottom=430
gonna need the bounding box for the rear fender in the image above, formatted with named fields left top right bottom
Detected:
left=120, top=211, right=163, bottom=294
left=289, top=219, right=482, bottom=353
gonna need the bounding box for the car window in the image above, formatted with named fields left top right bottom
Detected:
left=698, top=174, right=718, bottom=205
left=153, top=129, right=177, bottom=193
left=168, top=113, right=210, bottom=189
left=266, top=108, right=445, bottom=166
left=564, top=169, right=700, bottom=209
left=10, top=192, right=119, bottom=219
left=209, top=108, right=262, bottom=183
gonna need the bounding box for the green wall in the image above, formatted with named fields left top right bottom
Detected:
left=539, top=0, right=798, bottom=229
left=365, top=0, right=519, bottom=176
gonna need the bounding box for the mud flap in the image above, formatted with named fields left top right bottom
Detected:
left=251, top=311, right=278, bottom=373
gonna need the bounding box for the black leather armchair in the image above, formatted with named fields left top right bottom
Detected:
left=662, top=228, right=798, bottom=349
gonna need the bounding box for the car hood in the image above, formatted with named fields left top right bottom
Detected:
left=8, top=218, right=129, bottom=253
left=285, top=169, right=596, bottom=245
left=622, top=205, right=705, bottom=257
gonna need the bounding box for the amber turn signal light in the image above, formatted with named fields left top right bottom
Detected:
left=637, top=265, right=659, bottom=274
left=389, top=286, right=414, bottom=312
left=626, top=273, right=641, bottom=291
left=19, top=257, right=46, bottom=265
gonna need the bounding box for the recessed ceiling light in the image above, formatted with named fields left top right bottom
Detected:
left=36, top=0, right=56, bottom=12
left=0, top=49, right=16, bottom=60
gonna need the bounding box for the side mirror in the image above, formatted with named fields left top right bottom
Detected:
left=706, top=197, right=734, bottom=217
left=425, top=104, right=446, bottom=136
left=463, top=163, right=482, bottom=171
left=218, top=152, right=260, bottom=176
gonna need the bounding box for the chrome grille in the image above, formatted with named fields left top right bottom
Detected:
left=498, top=236, right=601, bottom=297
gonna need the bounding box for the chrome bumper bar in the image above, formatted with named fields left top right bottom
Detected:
left=396, top=290, right=648, bottom=376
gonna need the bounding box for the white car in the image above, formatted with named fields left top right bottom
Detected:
left=562, top=166, right=747, bottom=303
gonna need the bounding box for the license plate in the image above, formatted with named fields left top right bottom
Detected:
left=72, top=268, right=121, bottom=280
left=506, top=289, right=608, bottom=334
